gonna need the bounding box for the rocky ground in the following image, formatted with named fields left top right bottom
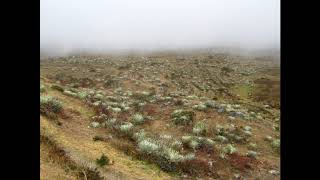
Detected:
left=40, top=52, right=280, bottom=179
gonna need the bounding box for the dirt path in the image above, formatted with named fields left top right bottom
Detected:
left=40, top=85, right=173, bottom=180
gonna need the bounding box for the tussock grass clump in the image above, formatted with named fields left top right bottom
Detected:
left=171, top=110, right=195, bottom=125
left=96, top=154, right=109, bottom=167
left=192, top=120, right=208, bottom=135
left=40, top=95, right=63, bottom=117
left=51, top=84, right=64, bottom=92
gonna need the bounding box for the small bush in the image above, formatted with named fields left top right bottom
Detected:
left=138, top=139, right=160, bottom=154
left=204, top=100, right=217, bottom=108
left=77, top=91, right=88, bottom=100
left=215, top=135, right=228, bottom=143
left=40, top=96, right=63, bottom=116
left=105, top=118, right=117, bottom=128
left=189, top=140, right=200, bottom=150
left=96, top=154, right=109, bottom=167
left=192, top=104, right=207, bottom=111
left=131, top=113, right=145, bottom=125
left=133, top=129, right=147, bottom=142
left=170, top=140, right=183, bottom=150
left=119, top=123, right=134, bottom=136
left=171, top=110, right=194, bottom=125
left=223, top=144, right=237, bottom=154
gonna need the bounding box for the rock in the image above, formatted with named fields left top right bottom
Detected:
left=112, top=107, right=122, bottom=113
left=243, top=130, right=252, bottom=137
left=90, top=121, right=100, bottom=128
left=193, top=103, right=207, bottom=111
left=269, top=170, right=280, bottom=176
left=233, top=174, right=241, bottom=179
left=264, top=135, right=273, bottom=142
left=246, top=150, right=257, bottom=158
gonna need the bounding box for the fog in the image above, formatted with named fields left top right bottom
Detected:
left=40, top=0, right=280, bottom=56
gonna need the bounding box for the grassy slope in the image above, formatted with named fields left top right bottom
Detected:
left=40, top=80, right=173, bottom=180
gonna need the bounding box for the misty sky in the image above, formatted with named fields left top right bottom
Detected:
left=40, top=0, right=280, bottom=52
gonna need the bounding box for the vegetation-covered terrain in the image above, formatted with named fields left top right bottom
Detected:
left=40, top=52, right=280, bottom=179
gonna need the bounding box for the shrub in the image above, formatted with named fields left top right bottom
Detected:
left=133, top=130, right=147, bottom=142
left=192, top=103, right=207, bottom=111
left=131, top=113, right=145, bottom=125
left=40, top=96, right=63, bottom=116
left=215, top=135, right=228, bottom=143
left=163, top=148, right=184, bottom=162
left=105, top=118, right=117, bottom=128
left=203, top=138, right=216, bottom=147
left=77, top=91, right=88, bottom=100
left=189, top=140, right=200, bottom=150
left=138, top=139, right=160, bottom=154
left=171, top=110, right=194, bottom=125
left=119, top=123, right=134, bottom=136
left=90, top=122, right=101, bottom=128
left=170, top=140, right=183, bottom=150
left=111, top=107, right=122, bottom=113
left=96, top=154, right=109, bottom=167
left=204, top=100, right=217, bottom=108
left=223, top=144, right=237, bottom=154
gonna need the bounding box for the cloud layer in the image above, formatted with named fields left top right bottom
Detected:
left=41, top=0, right=280, bottom=54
